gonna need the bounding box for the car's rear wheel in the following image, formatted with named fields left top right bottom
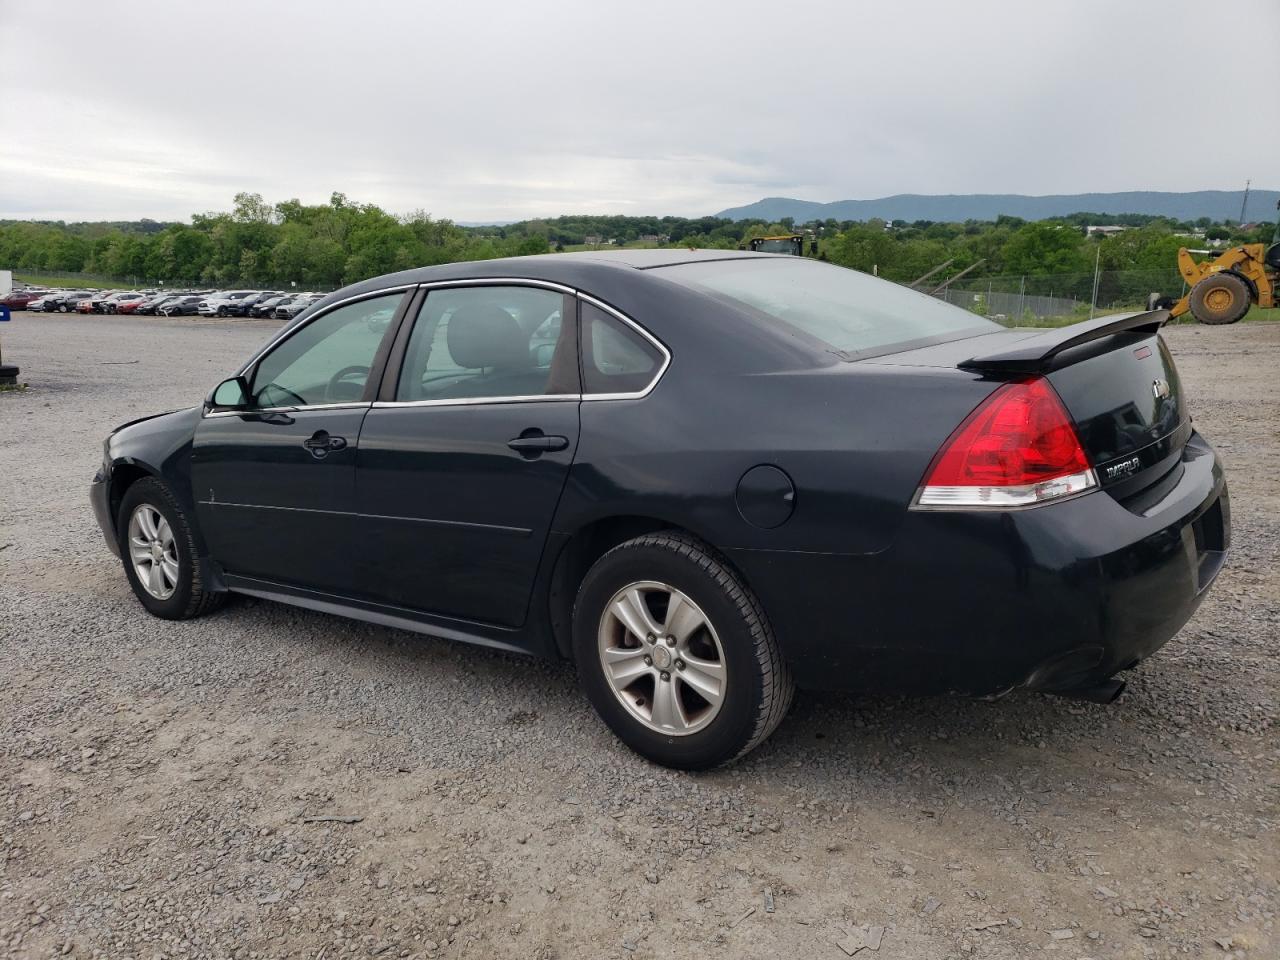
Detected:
left=117, top=477, right=224, bottom=620
left=572, top=531, right=793, bottom=769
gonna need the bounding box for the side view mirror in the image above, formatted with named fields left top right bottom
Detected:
left=208, top=375, right=250, bottom=411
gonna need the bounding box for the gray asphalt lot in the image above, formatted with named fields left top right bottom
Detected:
left=0, top=312, right=1276, bottom=959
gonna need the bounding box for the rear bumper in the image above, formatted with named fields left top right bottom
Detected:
left=729, top=431, right=1229, bottom=696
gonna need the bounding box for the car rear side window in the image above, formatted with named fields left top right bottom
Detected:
left=396, top=286, right=577, bottom=402
left=656, top=258, right=998, bottom=357
left=580, top=302, right=664, bottom=395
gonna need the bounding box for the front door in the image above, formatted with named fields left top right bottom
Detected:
left=192, top=291, right=406, bottom=592
left=353, top=284, right=580, bottom=626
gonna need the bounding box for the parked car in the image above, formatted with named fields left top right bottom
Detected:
left=39, top=290, right=89, bottom=312
left=102, top=292, right=143, bottom=314
left=249, top=295, right=290, bottom=318
left=273, top=294, right=322, bottom=320
left=86, top=291, right=121, bottom=313
left=158, top=295, right=204, bottom=317
left=59, top=291, right=95, bottom=312
left=113, top=294, right=151, bottom=315
left=90, top=251, right=1230, bottom=769
left=134, top=293, right=179, bottom=315
left=197, top=291, right=258, bottom=317
left=1, top=290, right=44, bottom=310
left=225, top=291, right=282, bottom=317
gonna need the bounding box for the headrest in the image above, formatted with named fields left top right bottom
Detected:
left=446, top=305, right=529, bottom=369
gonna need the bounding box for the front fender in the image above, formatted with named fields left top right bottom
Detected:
left=102, top=406, right=207, bottom=555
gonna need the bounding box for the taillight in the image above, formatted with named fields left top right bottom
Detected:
left=914, top=376, right=1097, bottom=509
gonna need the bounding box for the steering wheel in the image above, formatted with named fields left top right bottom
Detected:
left=259, top=383, right=306, bottom=407
left=326, top=365, right=370, bottom=402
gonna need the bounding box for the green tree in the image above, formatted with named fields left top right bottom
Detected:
left=1000, top=222, right=1091, bottom=276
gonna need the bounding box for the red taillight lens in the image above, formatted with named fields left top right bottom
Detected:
left=915, top=377, right=1096, bottom=509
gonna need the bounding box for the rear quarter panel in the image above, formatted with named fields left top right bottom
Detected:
left=558, top=360, right=1002, bottom=556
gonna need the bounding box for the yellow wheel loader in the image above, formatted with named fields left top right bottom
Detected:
left=1151, top=208, right=1280, bottom=324
left=740, top=234, right=818, bottom=256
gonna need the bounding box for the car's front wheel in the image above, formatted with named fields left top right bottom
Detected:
left=117, top=477, right=224, bottom=620
left=573, top=531, right=794, bottom=769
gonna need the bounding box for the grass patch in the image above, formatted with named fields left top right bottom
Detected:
left=14, top=273, right=114, bottom=289
left=1243, top=306, right=1280, bottom=323
left=1000, top=302, right=1280, bottom=329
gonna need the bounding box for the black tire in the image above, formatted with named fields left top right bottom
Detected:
left=572, top=531, right=794, bottom=769
left=116, top=477, right=224, bottom=620
left=58, top=303, right=68, bottom=312
left=1189, top=272, right=1251, bottom=325
left=217, top=306, right=228, bottom=317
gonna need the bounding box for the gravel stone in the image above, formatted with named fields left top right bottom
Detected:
left=0, top=314, right=1276, bottom=958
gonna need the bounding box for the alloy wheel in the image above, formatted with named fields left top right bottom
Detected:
left=127, top=504, right=179, bottom=600
left=597, top=581, right=727, bottom=736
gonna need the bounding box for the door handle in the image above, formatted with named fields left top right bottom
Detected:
left=507, top=434, right=570, bottom=457
left=303, top=430, right=347, bottom=460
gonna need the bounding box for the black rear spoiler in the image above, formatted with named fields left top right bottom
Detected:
left=958, top=309, right=1169, bottom=374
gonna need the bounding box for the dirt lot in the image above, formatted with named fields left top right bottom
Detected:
left=0, top=313, right=1276, bottom=960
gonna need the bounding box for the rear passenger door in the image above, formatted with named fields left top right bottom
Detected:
left=352, top=283, right=580, bottom=626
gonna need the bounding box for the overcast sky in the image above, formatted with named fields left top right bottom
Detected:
left=2, top=0, right=1275, bottom=223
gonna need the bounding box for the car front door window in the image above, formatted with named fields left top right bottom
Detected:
left=252, top=294, right=400, bottom=408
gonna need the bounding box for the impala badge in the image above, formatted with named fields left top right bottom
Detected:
left=1152, top=378, right=1171, bottom=400
left=1105, top=456, right=1142, bottom=482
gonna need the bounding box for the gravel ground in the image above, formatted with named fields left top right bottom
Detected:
left=0, top=312, right=1276, bottom=960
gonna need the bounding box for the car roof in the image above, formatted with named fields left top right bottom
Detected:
left=538, top=248, right=767, bottom=269
left=331, top=249, right=781, bottom=303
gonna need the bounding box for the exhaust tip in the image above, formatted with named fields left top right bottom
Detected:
left=1054, top=678, right=1126, bottom=705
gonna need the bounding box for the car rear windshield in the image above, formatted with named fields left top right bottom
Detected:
left=655, top=258, right=999, bottom=357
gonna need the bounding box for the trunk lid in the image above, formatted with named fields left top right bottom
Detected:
left=1046, top=332, right=1189, bottom=499
left=863, top=311, right=1190, bottom=499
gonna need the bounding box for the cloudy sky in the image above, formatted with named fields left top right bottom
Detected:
left=2, top=0, right=1276, bottom=223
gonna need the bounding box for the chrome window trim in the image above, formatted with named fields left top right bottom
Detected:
left=372, top=394, right=580, bottom=410
left=371, top=278, right=580, bottom=409
left=199, top=286, right=412, bottom=420
left=577, top=292, right=671, bottom=401
left=233, top=285, right=415, bottom=377
left=204, top=401, right=372, bottom=419
left=203, top=276, right=673, bottom=417
left=415, top=277, right=577, bottom=296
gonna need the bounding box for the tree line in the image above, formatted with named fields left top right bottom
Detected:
left=1, top=192, right=1273, bottom=302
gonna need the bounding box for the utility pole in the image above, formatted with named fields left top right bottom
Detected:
left=928, top=259, right=986, bottom=295
left=1240, top=179, right=1251, bottom=223
left=1089, top=244, right=1102, bottom=320
left=908, top=259, right=954, bottom=289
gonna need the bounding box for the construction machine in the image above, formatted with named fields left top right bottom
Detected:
left=742, top=234, right=817, bottom=256
left=1150, top=203, right=1280, bottom=324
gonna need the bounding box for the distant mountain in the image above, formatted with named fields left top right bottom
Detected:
left=715, top=190, right=1279, bottom=224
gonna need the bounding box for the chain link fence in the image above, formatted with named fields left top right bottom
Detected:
left=931, top=269, right=1191, bottom=326
left=18, top=266, right=1197, bottom=329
